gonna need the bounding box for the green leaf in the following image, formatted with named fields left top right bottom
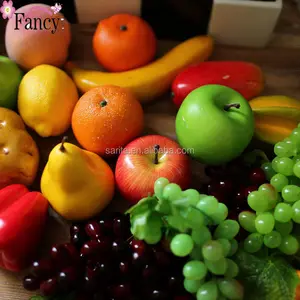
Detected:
left=235, top=249, right=300, bottom=300
left=155, top=197, right=171, bottom=214
left=163, top=215, right=189, bottom=232
left=125, top=196, right=158, bottom=215
left=130, top=210, right=152, bottom=240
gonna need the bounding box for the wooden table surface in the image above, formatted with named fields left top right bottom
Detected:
left=1, top=1, right=300, bottom=299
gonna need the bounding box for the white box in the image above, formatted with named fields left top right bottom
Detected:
left=208, top=0, right=283, bottom=47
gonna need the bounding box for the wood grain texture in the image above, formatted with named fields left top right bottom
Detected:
left=0, top=0, right=300, bottom=298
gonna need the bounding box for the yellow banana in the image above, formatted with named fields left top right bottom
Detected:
left=254, top=115, right=298, bottom=144
left=64, top=36, right=214, bottom=103
left=249, top=95, right=300, bottom=144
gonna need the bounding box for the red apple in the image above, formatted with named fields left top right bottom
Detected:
left=115, top=134, right=191, bottom=204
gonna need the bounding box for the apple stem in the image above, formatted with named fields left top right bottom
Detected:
left=154, top=144, right=160, bottom=164
left=60, top=136, right=68, bottom=152
left=224, top=103, right=240, bottom=111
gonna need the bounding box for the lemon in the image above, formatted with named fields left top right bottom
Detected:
left=18, top=64, right=78, bottom=137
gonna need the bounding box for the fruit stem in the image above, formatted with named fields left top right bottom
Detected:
left=120, top=25, right=127, bottom=31
left=100, top=100, right=107, bottom=107
left=224, top=103, right=240, bottom=111
left=60, top=136, right=68, bottom=152
left=154, top=144, right=160, bottom=164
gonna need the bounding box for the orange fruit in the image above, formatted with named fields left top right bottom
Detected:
left=71, top=85, right=144, bottom=156
left=93, top=14, right=157, bottom=72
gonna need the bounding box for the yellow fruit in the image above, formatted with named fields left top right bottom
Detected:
left=254, top=115, right=298, bottom=144
left=249, top=95, right=300, bottom=144
left=65, top=35, right=214, bottom=103
left=18, top=65, right=78, bottom=137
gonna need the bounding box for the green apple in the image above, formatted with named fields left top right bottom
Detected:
left=175, top=84, right=254, bottom=165
left=0, top=56, right=23, bottom=109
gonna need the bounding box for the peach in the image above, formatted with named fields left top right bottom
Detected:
left=5, top=4, right=71, bottom=70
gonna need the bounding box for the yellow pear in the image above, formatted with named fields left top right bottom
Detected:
left=41, top=137, right=115, bottom=221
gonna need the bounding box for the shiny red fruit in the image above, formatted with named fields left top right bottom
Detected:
left=244, top=185, right=259, bottom=197
left=85, top=221, right=102, bottom=239
left=40, top=277, right=58, bottom=296
left=249, top=167, right=266, bottom=185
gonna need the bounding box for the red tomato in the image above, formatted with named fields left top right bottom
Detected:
left=171, top=61, right=264, bottom=108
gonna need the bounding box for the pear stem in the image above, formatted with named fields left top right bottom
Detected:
left=60, top=136, right=68, bottom=152
left=154, top=144, right=160, bottom=164
left=224, top=103, right=240, bottom=111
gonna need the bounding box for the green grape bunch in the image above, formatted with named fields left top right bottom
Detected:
left=127, top=177, right=244, bottom=299
left=240, top=126, right=300, bottom=256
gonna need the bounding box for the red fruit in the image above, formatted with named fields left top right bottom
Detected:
left=171, top=61, right=263, bottom=108
left=249, top=167, right=266, bottom=185
left=244, top=185, right=259, bottom=197
left=40, top=277, right=58, bottom=296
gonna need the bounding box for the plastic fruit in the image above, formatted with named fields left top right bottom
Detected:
left=175, top=84, right=254, bottom=165
left=5, top=4, right=71, bottom=70
left=65, top=35, right=214, bottom=103
left=171, top=61, right=264, bottom=108
left=0, top=184, right=48, bottom=271
left=115, top=135, right=191, bottom=203
left=18, top=64, right=78, bottom=137
left=0, top=107, right=39, bottom=189
left=72, top=85, right=144, bottom=156
left=93, top=13, right=157, bottom=72
left=249, top=95, right=300, bottom=144
left=40, top=137, right=115, bottom=221
left=0, top=56, right=23, bottom=109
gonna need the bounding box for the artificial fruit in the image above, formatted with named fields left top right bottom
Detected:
left=115, top=135, right=191, bottom=204
left=0, top=107, right=39, bottom=189
left=175, top=84, right=255, bottom=165
left=0, top=56, right=23, bottom=109
left=18, top=64, right=78, bottom=137
left=40, top=137, right=115, bottom=221
left=0, top=184, right=48, bottom=271
left=249, top=95, right=300, bottom=144
left=65, top=35, right=214, bottom=103
left=171, top=61, right=263, bottom=108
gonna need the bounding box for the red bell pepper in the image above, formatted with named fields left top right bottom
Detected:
left=171, top=61, right=264, bottom=108
left=0, top=184, right=48, bottom=272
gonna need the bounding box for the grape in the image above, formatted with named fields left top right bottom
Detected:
left=228, top=239, right=238, bottom=257
left=261, top=162, right=276, bottom=181
left=224, top=259, right=239, bottom=278
left=270, top=174, right=289, bottom=192
left=210, top=203, right=228, bottom=224
left=275, top=220, right=293, bottom=236
left=244, top=233, right=264, bottom=253
left=290, top=127, right=300, bottom=146
left=263, top=231, right=282, bottom=248
left=281, top=185, right=300, bottom=203
left=217, top=239, right=231, bottom=257
left=274, top=141, right=295, bottom=157
left=272, top=157, right=280, bottom=172
left=292, top=200, right=300, bottom=223
left=293, top=155, right=300, bottom=164
left=273, top=157, right=294, bottom=176
left=170, top=234, right=194, bottom=257
left=279, top=235, right=299, bottom=255
left=255, top=212, right=275, bottom=234
left=182, top=189, right=201, bottom=206
left=217, top=278, right=244, bottom=300
left=154, top=177, right=169, bottom=199
left=183, top=260, right=208, bottom=281
left=214, top=220, right=240, bottom=240
left=192, top=227, right=212, bottom=246
left=258, top=183, right=278, bottom=210
left=196, top=280, right=218, bottom=300
left=247, top=191, right=269, bottom=212
left=144, top=230, right=162, bottom=245
left=180, top=206, right=205, bottom=228
left=202, top=240, right=224, bottom=261
left=205, top=257, right=228, bottom=275
left=196, top=196, right=219, bottom=216
left=184, top=278, right=203, bottom=294
left=238, top=211, right=256, bottom=233
left=163, top=183, right=182, bottom=200
left=293, top=161, right=300, bottom=178
left=274, top=203, right=293, bottom=223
